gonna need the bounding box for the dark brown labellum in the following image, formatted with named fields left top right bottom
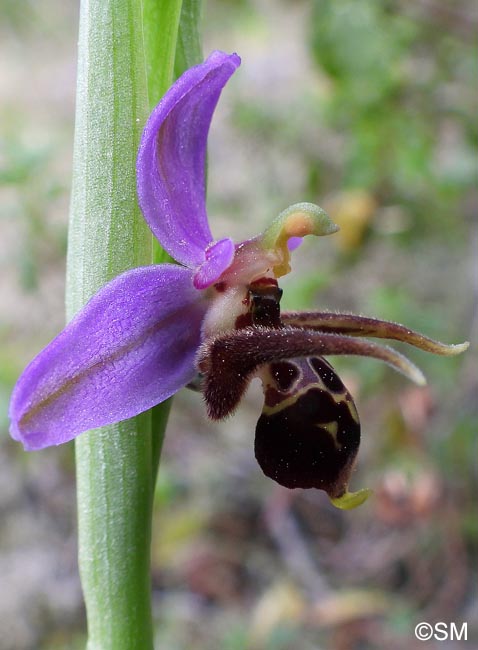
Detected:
left=255, top=356, right=360, bottom=498
left=196, top=274, right=467, bottom=505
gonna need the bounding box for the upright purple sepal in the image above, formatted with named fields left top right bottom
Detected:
left=137, top=50, right=241, bottom=268
left=10, top=265, right=207, bottom=450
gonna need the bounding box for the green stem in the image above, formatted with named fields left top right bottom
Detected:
left=68, top=1, right=155, bottom=647
left=151, top=399, right=172, bottom=488
left=143, top=0, right=203, bottom=487
left=142, top=0, right=182, bottom=497
left=68, top=1, right=204, bottom=646
left=142, top=0, right=182, bottom=270
left=143, top=0, right=183, bottom=111
left=75, top=417, right=154, bottom=650
left=174, top=0, right=204, bottom=77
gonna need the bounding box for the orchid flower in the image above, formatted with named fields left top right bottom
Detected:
left=9, top=51, right=468, bottom=509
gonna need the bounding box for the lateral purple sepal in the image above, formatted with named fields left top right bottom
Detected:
left=9, top=265, right=207, bottom=450
left=137, top=50, right=241, bottom=268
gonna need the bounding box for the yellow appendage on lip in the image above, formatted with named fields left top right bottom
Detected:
left=331, top=488, right=372, bottom=510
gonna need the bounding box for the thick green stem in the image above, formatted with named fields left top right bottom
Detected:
left=74, top=417, right=154, bottom=650
left=68, top=1, right=204, bottom=645
left=67, top=2, right=154, bottom=648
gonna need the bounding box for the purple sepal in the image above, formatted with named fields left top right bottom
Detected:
left=9, top=265, right=207, bottom=450
left=137, top=50, right=241, bottom=268
left=193, top=238, right=235, bottom=289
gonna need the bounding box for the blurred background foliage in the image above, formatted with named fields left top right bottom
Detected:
left=0, top=0, right=476, bottom=649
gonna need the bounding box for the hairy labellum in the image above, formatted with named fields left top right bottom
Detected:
left=198, top=274, right=468, bottom=509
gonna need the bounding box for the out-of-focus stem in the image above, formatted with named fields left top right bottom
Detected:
left=144, top=0, right=203, bottom=485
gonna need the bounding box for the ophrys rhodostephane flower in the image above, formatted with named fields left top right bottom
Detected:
left=9, top=51, right=468, bottom=509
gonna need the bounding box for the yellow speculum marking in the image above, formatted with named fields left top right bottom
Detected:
left=262, top=375, right=350, bottom=417
left=320, top=420, right=340, bottom=447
